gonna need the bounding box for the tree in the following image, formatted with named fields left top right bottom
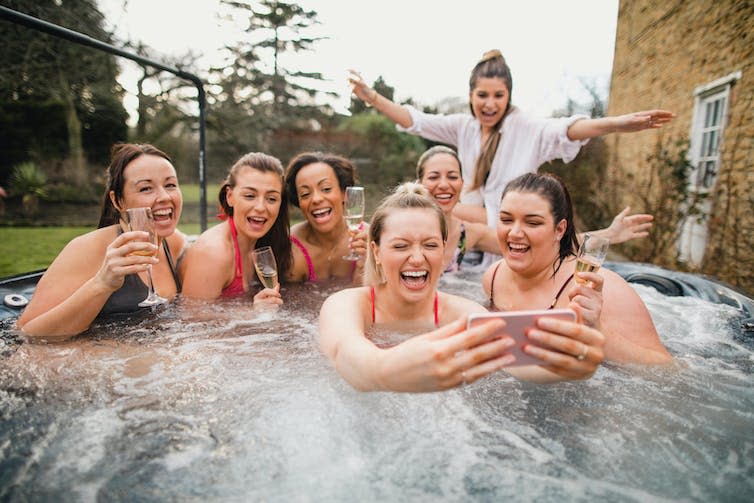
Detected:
left=349, top=76, right=395, bottom=115
left=0, top=0, right=127, bottom=187
left=209, top=0, right=335, bottom=163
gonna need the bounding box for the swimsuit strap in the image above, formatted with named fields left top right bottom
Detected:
left=434, top=291, right=439, bottom=328
left=455, top=223, right=467, bottom=268
left=488, top=261, right=503, bottom=309
left=370, top=286, right=376, bottom=324
left=162, top=238, right=182, bottom=293
left=548, top=274, right=574, bottom=309
left=228, top=217, right=243, bottom=281
left=290, top=235, right=318, bottom=282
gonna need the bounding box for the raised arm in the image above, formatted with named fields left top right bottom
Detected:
left=567, top=109, right=675, bottom=141
left=17, top=228, right=158, bottom=341
left=348, top=70, right=413, bottom=128
left=582, top=207, right=654, bottom=245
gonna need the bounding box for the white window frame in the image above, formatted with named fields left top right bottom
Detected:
left=688, top=71, right=740, bottom=193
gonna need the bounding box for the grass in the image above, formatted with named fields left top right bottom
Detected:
left=0, top=223, right=217, bottom=277
left=181, top=183, right=222, bottom=203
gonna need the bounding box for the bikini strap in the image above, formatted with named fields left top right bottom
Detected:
left=434, top=291, right=439, bottom=328
left=162, top=239, right=182, bottom=293
left=549, top=274, right=574, bottom=309
left=228, top=218, right=243, bottom=280
left=488, top=261, right=503, bottom=309
left=370, top=286, right=376, bottom=324
left=290, top=235, right=318, bottom=282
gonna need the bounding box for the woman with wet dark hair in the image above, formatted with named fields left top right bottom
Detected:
left=483, top=172, right=672, bottom=364
left=181, top=152, right=291, bottom=304
left=17, top=143, right=187, bottom=341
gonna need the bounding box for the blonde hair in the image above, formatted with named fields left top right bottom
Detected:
left=364, top=182, right=447, bottom=285
left=468, top=49, right=513, bottom=191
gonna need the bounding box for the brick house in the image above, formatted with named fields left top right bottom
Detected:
left=605, top=0, right=754, bottom=294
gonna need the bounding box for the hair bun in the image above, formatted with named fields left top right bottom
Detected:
left=479, top=49, right=504, bottom=64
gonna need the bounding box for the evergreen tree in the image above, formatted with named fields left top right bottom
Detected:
left=210, top=0, right=335, bottom=160
left=0, top=0, right=127, bottom=185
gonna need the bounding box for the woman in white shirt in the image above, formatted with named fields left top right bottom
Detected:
left=349, top=49, right=674, bottom=236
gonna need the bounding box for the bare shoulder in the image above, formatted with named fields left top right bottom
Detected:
left=439, top=291, right=486, bottom=322
left=321, top=286, right=369, bottom=312
left=481, top=259, right=504, bottom=294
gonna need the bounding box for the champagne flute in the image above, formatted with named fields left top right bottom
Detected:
left=252, top=246, right=279, bottom=289
left=124, top=207, right=167, bottom=307
left=342, top=186, right=365, bottom=261
left=575, top=233, right=611, bottom=284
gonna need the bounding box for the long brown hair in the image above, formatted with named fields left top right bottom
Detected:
left=468, top=49, right=514, bottom=191
left=218, top=152, right=292, bottom=281
left=98, top=143, right=173, bottom=228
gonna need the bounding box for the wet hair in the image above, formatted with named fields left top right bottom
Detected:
left=365, top=182, right=447, bottom=285
left=468, top=49, right=514, bottom=192
left=501, top=172, right=579, bottom=274
left=284, top=152, right=357, bottom=208
left=98, top=143, right=173, bottom=228
left=415, top=145, right=462, bottom=181
left=219, top=152, right=292, bottom=281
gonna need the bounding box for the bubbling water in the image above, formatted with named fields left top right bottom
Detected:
left=0, top=273, right=752, bottom=502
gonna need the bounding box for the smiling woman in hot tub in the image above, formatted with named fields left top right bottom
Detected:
left=16, top=143, right=187, bottom=342
left=318, top=182, right=606, bottom=391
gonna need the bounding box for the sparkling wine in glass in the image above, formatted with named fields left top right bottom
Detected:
left=575, top=233, right=610, bottom=284
left=343, top=186, right=365, bottom=261
left=252, top=246, right=279, bottom=290
left=125, top=207, right=167, bottom=307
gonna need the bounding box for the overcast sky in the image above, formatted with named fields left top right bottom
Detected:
left=99, top=0, right=619, bottom=119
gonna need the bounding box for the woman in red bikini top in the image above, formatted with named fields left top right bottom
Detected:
left=482, top=172, right=672, bottom=365
left=180, top=152, right=292, bottom=305
left=318, top=182, right=607, bottom=392
left=283, top=152, right=368, bottom=285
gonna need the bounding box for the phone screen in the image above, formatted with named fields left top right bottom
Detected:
left=466, top=309, right=576, bottom=366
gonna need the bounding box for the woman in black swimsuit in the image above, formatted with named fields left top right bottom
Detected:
left=17, top=143, right=187, bottom=342
left=483, top=172, right=672, bottom=364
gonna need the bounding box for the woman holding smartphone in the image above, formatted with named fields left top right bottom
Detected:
left=482, top=172, right=672, bottom=364
left=318, top=182, right=606, bottom=392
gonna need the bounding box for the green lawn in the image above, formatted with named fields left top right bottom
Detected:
left=181, top=183, right=222, bottom=203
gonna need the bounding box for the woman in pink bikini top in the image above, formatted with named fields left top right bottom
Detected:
left=180, top=152, right=292, bottom=304
left=318, top=182, right=606, bottom=392
left=284, top=152, right=368, bottom=285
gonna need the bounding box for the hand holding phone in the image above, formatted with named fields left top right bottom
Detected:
left=466, top=309, right=577, bottom=366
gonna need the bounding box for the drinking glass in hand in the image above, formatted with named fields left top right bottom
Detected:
left=343, top=186, right=365, bottom=261
left=125, top=207, right=167, bottom=307
left=575, top=233, right=610, bottom=284
left=252, top=246, right=279, bottom=290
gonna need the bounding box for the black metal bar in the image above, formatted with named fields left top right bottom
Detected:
left=0, top=5, right=208, bottom=231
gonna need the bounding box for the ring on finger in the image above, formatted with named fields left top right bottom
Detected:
left=577, top=344, right=589, bottom=361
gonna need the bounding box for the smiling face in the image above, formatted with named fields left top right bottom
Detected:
left=371, top=208, right=445, bottom=301
left=470, top=77, right=510, bottom=133
left=497, top=191, right=566, bottom=274
left=419, top=153, right=463, bottom=216
left=226, top=166, right=283, bottom=240
left=115, top=154, right=182, bottom=239
left=294, top=162, right=345, bottom=233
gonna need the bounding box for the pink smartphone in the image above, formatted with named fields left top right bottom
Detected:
left=466, top=308, right=577, bottom=366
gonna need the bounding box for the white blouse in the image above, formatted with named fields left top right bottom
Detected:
left=398, top=106, right=589, bottom=231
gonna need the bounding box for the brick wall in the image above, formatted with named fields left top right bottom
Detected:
left=606, top=0, right=754, bottom=294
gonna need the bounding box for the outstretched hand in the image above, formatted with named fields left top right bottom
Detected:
left=378, top=316, right=516, bottom=392
left=612, top=109, right=675, bottom=132
left=347, top=68, right=376, bottom=104
left=605, top=206, right=654, bottom=244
